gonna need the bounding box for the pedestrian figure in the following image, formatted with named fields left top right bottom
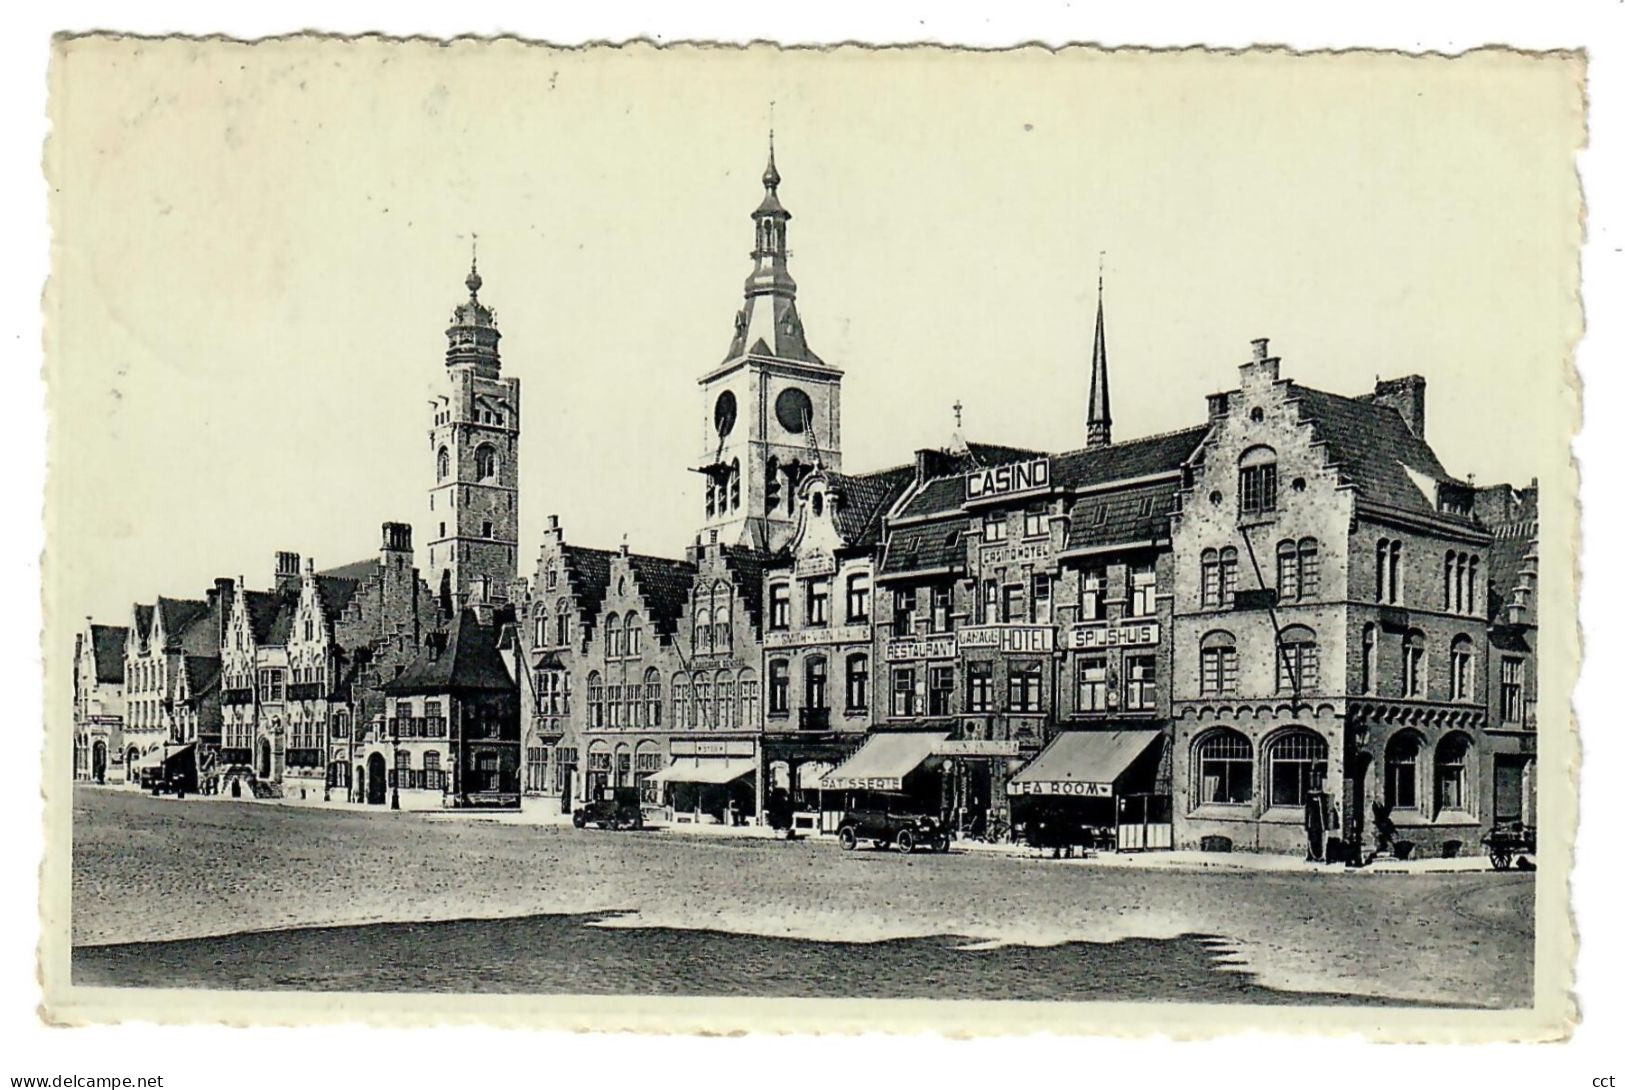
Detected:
left=1304, top=788, right=1325, bottom=862
left=1371, top=797, right=1397, bottom=855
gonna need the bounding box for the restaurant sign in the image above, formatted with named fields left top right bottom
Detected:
left=958, top=624, right=1057, bottom=653
left=965, top=458, right=1051, bottom=502
left=671, top=739, right=757, bottom=758
left=884, top=633, right=958, bottom=662
left=1007, top=780, right=1113, bottom=798
left=1068, top=620, right=1160, bottom=650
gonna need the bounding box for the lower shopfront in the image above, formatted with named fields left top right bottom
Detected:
left=582, top=734, right=761, bottom=825
left=1007, top=728, right=1171, bottom=851
left=817, top=728, right=1030, bottom=839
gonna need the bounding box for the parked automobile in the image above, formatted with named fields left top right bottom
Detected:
left=836, top=806, right=948, bottom=853
left=139, top=765, right=186, bottom=798
left=572, top=786, right=645, bottom=830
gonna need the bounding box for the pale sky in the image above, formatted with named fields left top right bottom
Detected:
left=47, top=41, right=1582, bottom=642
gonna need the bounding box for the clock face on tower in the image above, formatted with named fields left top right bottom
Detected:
left=775, top=387, right=813, bottom=434
left=713, top=391, right=737, bottom=438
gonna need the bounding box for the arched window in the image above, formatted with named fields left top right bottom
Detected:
left=555, top=601, right=572, bottom=647
left=436, top=447, right=450, bottom=482
left=644, top=667, right=662, bottom=727
left=846, top=653, right=870, bottom=711
left=614, top=744, right=632, bottom=789
left=737, top=668, right=759, bottom=726
left=1297, top=537, right=1320, bottom=597
left=1276, top=624, right=1319, bottom=695
left=1360, top=623, right=1377, bottom=694
left=1199, top=630, right=1237, bottom=696
left=1384, top=730, right=1423, bottom=810
left=717, top=670, right=736, bottom=727
left=1266, top=729, right=1328, bottom=808
left=1238, top=445, right=1278, bottom=516
left=1444, top=551, right=1458, bottom=612
left=729, top=458, right=741, bottom=510
left=671, top=672, right=690, bottom=730
left=604, top=613, right=622, bottom=659
left=1450, top=635, right=1474, bottom=701
left=693, top=672, right=714, bottom=729
left=805, top=656, right=828, bottom=711
left=534, top=612, right=548, bottom=648
left=694, top=608, right=712, bottom=653
left=1389, top=540, right=1404, bottom=604
left=1194, top=728, right=1254, bottom=806
left=586, top=671, right=604, bottom=728
left=1200, top=548, right=1220, bottom=607
left=1467, top=556, right=1480, bottom=615
left=1402, top=629, right=1427, bottom=698
left=1219, top=547, right=1238, bottom=607
left=635, top=740, right=662, bottom=804
left=713, top=599, right=731, bottom=651
left=1435, top=732, right=1473, bottom=813
left=1276, top=540, right=1299, bottom=600
left=768, top=659, right=790, bottom=716
left=624, top=612, right=643, bottom=658
left=474, top=444, right=498, bottom=482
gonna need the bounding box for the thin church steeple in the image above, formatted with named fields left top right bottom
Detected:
left=1086, top=259, right=1112, bottom=449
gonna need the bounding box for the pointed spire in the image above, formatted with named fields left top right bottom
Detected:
left=763, top=125, right=781, bottom=192
left=1086, top=255, right=1112, bottom=448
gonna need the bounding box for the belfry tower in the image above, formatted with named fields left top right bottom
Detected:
left=427, top=253, right=521, bottom=607
left=695, top=137, right=843, bottom=553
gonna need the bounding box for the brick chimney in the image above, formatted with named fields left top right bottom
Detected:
left=274, top=551, right=301, bottom=592
left=1371, top=375, right=1426, bottom=439
left=1206, top=392, right=1231, bottom=420
left=212, top=577, right=235, bottom=645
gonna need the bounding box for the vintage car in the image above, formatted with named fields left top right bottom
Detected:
left=835, top=806, right=948, bottom=853
left=572, top=786, right=645, bottom=830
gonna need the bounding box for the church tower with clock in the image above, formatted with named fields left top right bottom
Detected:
left=427, top=256, right=521, bottom=608
left=697, top=140, right=843, bottom=553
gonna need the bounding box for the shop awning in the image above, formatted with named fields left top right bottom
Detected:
left=647, top=757, right=757, bottom=785
left=130, top=748, right=167, bottom=772
left=1007, top=730, right=1162, bottom=798
left=163, top=743, right=195, bottom=766
left=819, top=731, right=950, bottom=792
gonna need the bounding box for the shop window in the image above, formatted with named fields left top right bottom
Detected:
left=1384, top=731, right=1422, bottom=810
left=1450, top=635, right=1474, bottom=702
left=636, top=746, right=663, bottom=805
left=768, top=660, right=790, bottom=716
left=1199, top=631, right=1238, bottom=696
left=1194, top=729, right=1254, bottom=806
left=1079, top=567, right=1106, bottom=620
left=1435, top=733, right=1472, bottom=813
left=845, top=572, right=870, bottom=623
left=769, top=584, right=790, bottom=631
left=1500, top=658, right=1526, bottom=724
left=1267, top=730, right=1328, bottom=809
left=1127, top=561, right=1156, bottom=617
left=1238, top=446, right=1278, bottom=516
left=928, top=666, right=954, bottom=716
left=1075, top=656, right=1107, bottom=712
left=966, top=661, right=993, bottom=713
left=1123, top=652, right=1156, bottom=710
left=891, top=667, right=918, bottom=717
left=846, top=654, right=869, bottom=712
left=1276, top=625, right=1319, bottom=695
left=1008, top=662, right=1043, bottom=714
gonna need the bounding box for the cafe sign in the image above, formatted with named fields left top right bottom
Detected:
left=959, top=625, right=1057, bottom=653
left=1007, top=780, right=1112, bottom=798
left=884, top=633, right=958, bottom=662
left=1068, top=620, right=1160, bottom=650
left=965, top=458, right=1051, bottom=502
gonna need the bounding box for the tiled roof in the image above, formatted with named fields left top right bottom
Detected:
left=1049, top=426, right=1208, bottom=491
left=244, top=588, right=299, bottom=646
left=132, top=604, right=154, bottom=643
left=184, top=655, right=221, bottom=697
left=316, top=575, right=364, bottom=624
left=90, top=625, right=128, bottom=684
left=895, top=475, right=968, bottom=520
left=964, top=441, right=1048, bottom=466
left=626, top=552, right=697, bottom=639
left=385, top=608, right=516, bottom=695
left=1065, top=481, right=1182, bottom=551
left=1486, top=520, right=1538, bottom=627
left=560, top=545, right=615, bottom=629
left=720, top=546, right=772, bottom=632
left=826, top=465, right=915, bottom=548
left=880, top=517, right=972, bottom=576
left=1288, top=386, right=1466, bottom=519
left=156, top=597, right=210, bottom=647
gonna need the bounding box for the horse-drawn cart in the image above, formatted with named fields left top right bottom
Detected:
left=1482, top=822, right=1536, bottom=871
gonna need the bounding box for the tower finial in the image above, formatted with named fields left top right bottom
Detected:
left=763, top=120, right=780, bottom=191
left=466, top=233, right=482, bottom=297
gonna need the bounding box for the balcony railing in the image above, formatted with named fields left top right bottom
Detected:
left=798, top=707, right=831, bottom=731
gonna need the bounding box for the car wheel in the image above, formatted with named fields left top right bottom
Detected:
left=572, top=811, right=587, bottom=828
left=838, top=827, right=857, bottom=851
left=897, top=830, right=917, bottom=854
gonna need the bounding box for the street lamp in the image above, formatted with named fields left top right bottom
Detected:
left=390, top=706, right=401, bottom=811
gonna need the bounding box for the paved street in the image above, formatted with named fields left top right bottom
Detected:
left=72, top=787, right=1533, bottom=1006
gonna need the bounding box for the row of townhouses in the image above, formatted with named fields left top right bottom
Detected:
left=73, top=146, right=1540, bottom=858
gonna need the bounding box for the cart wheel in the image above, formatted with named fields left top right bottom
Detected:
left=897, top=830, right=917, bottom=854
left=838, top=827, right=857, bottom=851
left=1490, top=848, right=1511, bottom=871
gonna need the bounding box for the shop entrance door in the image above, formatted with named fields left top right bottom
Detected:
left=1494, top=757, right=1528, bottom=825
left=1116, top=793, right=1172, bottom=851
left=366, top=753, right=387, bottom=805
left=91, top=741, right=107, bottom=783
left=560, top=768, right=574, bottom=814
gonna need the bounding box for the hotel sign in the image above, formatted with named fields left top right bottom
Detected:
left=1068, top=621, right=1160, bottom=650
left=965, top=458, right=1051, bottom=502
left=979, top=539, right=1052, bottom=567
left=885, top=633, right=958, bottom=662
left=959, top=625, right=1057, bottom=654
left=671, top=739, right=757, bottom=758
left=1008, top=780, right=1113, bottom=798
